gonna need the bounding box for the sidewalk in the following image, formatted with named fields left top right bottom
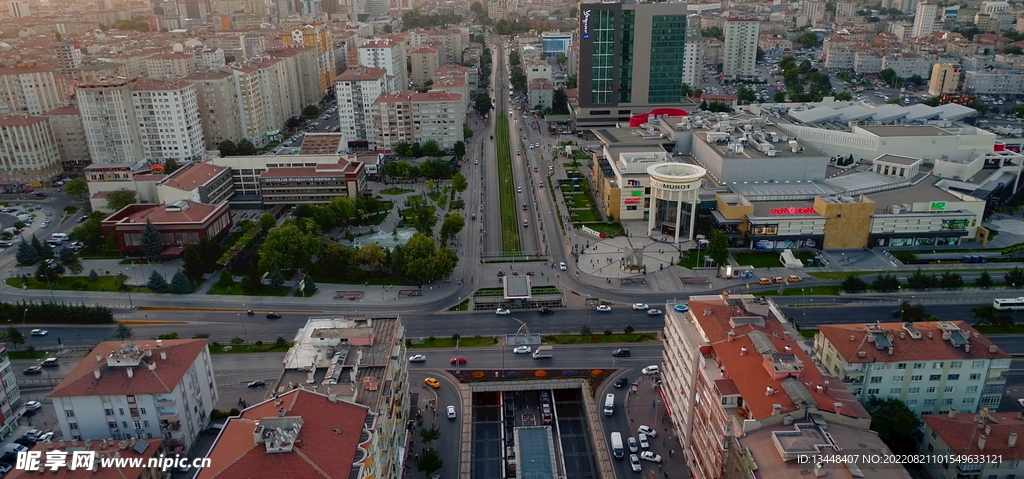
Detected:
left=624, top=374, right=689, bottom=479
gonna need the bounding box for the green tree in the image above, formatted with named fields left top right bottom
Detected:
left=798, top=32, right=819, bottom=48
left=59, top=247, right=77, bottom=264
left=419, top=426, right=440, bottom=446
left=1003, top=45, right=1023, bottom=55
left=938, top=272, right=963, bottom=289
left=906, top=268, right=937, bottom=290
left=413, top=205, right=439, bottom=236
left=737, top=86, right=757, bottom=103
left=701, top=26, right=724, bottom=40
left=835, top=91, right=853, bottom=101
left=63, top=178, right=88, bottom=198
left=302, top=104, right=320, bottom=117
left=473, top=93, right=492, bottom=116
left=71, top=212, right=104, bottom=246
left=218, top=268, right=235, bottom=287
left=300, top=275, right=316, bottom=295
left=469, top=1, right=483, bottom=14
left=68, top=261, right=84, bottom=276
left=773, top=91, right=787, bottom=103
left=972, top=305, right=999, bottom=326
left=975, top=271, right=994, bottom=288
left=140, top=220, right=163, bottom=261
left=1005, top=267, right=1024, bottom=288
left=6, top=327, right=24, bottom=350
left=463, top=124, right=473, bottom=140
left=422, top=139, right=441, bottom=157
left=88, top=269, right=99, bottom=282
left=450, top=172, right=468, bottom=194
left=705, top=230, right=729, bottom=267
left=105, top=188, right=137, bottom=212
left=840, top=274, right=867, bottom=293
left=242, top=266, right=263, bottom=293
left=113, top=322, right=134, bottom=341
left=564, top=74, right=577, bottom=89
left=182, top=246, right=206, bottom=283
left=170, top=270, right=192, bottom=294
left=453, top=141, right=466, bottom=157
left=259, top=213, right=277, bottom=230
left=268, top=270, right=286, bottom=287
left=235, top=139, right=257, bottom=156
left=217, top=140, right=237, bottom=156
left=897, top=301, right=927, bottom=321
left=35, top=235, right=54, bottom=260
left=147, top=270, right=168, bottom=293
left=871, top=273, right=900, bottom=292
left=416, top=449, right=443, bottom=476
left=551, top=88, right=570, bottom=114
left=258, top=223, right=321, bottom=274
left=355, top=243, right=386, bottom=271
left=439, top=213, right=466, bottom=245
left=864, top=396, right=921, bottom=455
left=15, top=237, right=39, bottom=265
left=624, top=325, right=635, bottom=334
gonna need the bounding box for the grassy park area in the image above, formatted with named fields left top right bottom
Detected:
left=495, top=113, right=522, bottom=253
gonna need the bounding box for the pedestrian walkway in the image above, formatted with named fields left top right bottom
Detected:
left=625, top=374, right=689, bottom=479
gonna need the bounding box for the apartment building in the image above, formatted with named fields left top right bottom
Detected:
left=131, top=79, right=206, bottom=163
left=8, top=1, right=29, bottom=17
left=185, top=70, right=243, bottom=149
left=358, top=39, right=408, bottom=88
left=432, top=69, right=469, bottom=110
left=524, top=60, right=551, bottom=84
left=230, top=66, right=268, bottom=148
left=912, top=2, right=939, bottom=38
left=268, top=46, right=322, bottom=111
left=43, top=105, right=91, bottom=174
left=0, top=66, right=65, bottom=115
left=660, top=295, right=906, bottom=479
left=929, top=63, right=960, bottom=95
left=682, top=15, right=703, bottom=88
left=282, top=24, right=335, bottom=93
left=409, top=28, right=466, bottom=65
left=334, top=66, right=388, bottom=145
left=964, top=69, right=1024, bottom=95
left=53, top=41, right=83, bottom=71
left=436, top=64, right=477, bottom=91
left=412, top=90, right=463, bottom=149
left=47, top=339, right=217, bottom=451
left=881, top=53, right=933, bottom=79
left=722, top=18, right=760, bottom=80
left=0, top=115, right=61, bottom=183
left=77, top=78, right=143, bottom=164
left=157, top=161, right=233, bottom=205
left=0, top=345, right=23, bottom=442
left=529, top=78, right=554, bottom=110
left=144, top=52, right=198, bottom=80
left=371, top=91, right=414, bottom=151
left=918, top=410, right=1023, bottom=479
left=410, top=46, right=440, bottom=87
left=814, top=321, right=1011, bottom=414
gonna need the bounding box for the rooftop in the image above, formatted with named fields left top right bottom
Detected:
left=159, top=162, right=227, bottom=191
left=48, top=340, right=209, bottom=397
left=102, top=201, right=225, bottom=226
left=683, top=295, right=870, bottom=422
left=860, top=125, right=955, bottom=137
left=874, top=154, right=921, bottom=166
left=0, top=115, right=47, bottom=126
left=7, top=437, right=161, bottom=479
left=515, top=427, right=557, bottom=479
left=299, top=133, right=344, bottom=155
left=197, top=388, right=370, bottom=479
left=866, top=180, right=976, bottom=210
left=923, top=411, right=1024, bottom=461
left=818, top=321, right=1010, bottom=363
left=334, top=66, right=386, bottom=82
left=693, top=129, right=821, bottom=159
left=259, top=159, right=359, bottom=179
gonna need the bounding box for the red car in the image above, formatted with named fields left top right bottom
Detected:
left=449, top=356, right=467, bottom=365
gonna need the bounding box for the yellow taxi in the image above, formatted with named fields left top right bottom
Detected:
left=424, top=377, right=441, bottom=388
left=787, top=275, right=803, bottom=283
left=758, top=278, right=772, bottom=285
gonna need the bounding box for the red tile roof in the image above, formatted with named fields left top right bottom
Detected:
left=197, top=389, right=370, bottom=479
left=411, top=90, right=461, bottom=102
left=47, top=340, right=209, bottom=397
left=102, top=201, right=225, bottom=226
left=0, top=115, right=48, bottom=126
left=923, top=412, right=1024, bottom=460
left=6, top=437, right=161, bottom=479
left=818, top=321, right=1010, bottom=363
left=334, top=66, right=386, bottom=82
left=690, top=298, right=870, bottom=421
left=160, top=162, right=227, bottom=191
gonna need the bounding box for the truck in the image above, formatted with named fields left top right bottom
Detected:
left=610, top=432, right=624, bottom=459
left=532, top=345, right=552, bottom=359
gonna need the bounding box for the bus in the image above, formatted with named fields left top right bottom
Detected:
left=992, top=297, right=1024, bottom=310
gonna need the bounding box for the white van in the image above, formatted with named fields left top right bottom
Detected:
left=604, top=394, right=615, bottom=416
left=51, top=233, right=69, bottom=242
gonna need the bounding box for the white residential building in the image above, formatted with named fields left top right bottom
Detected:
left=911, top=2, right=939, bottom=38
left=7, top=1, right=29, bottom=17
left=964, top=69, right=1024, bottom=94
left=814, top=321, right=1011, bottom=414
left=131, top=79, right=206, bottom=163
left=0, top=115, right=62, bottom=183
left=0, top=344, right=23, bottom=441
left=681, top=15, right=703, bottom=88
left=918, top=411, right=1023, bottom=479
left=334, top=67, right=388, bottom=144
left=76, top=78, right=144, bottom=164
left=358, top=40, right=407, bottom=89
left=0, top=66, right=65, bottom=115
left=722, top=18, right=760, bottom=80
left=881, top=53, right=933, bottom=79
left=46, top=339, right=217, bottom=451
left=412, top=90, right=463, bottom=149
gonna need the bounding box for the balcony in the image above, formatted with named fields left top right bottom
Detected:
left=155, top=399, right=176, bottom=408
left=160, top=419, right=181, bottom=431
left=159, top=411, right=179, bottom=421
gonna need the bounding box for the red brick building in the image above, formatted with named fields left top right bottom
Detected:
left=101, top=200, right=231, bottom=256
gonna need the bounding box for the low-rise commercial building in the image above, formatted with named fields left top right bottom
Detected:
left=528, top=78, right=554, bottom=110
left=258, top=158, right=366, bottom=204
left=156, top=161, right=233, bottom=205
left=101, top=201, right=232, bottom=255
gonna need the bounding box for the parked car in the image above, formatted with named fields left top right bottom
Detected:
left=24, top=401, right=42, bottom=411
left=638, top=433, right=650, bottom=450
left=637, top=425, right=657, bottom=438
left=627, top=436, right=638, bottom=453
left=629, top=454, right=642, bottom=472
left=641, top=366, right=660, bottom=375
left=640, top=451, right=662, bottom=463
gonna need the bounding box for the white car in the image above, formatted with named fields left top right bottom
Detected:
left=30, top=329, right=47, bottom=336
left=513, top=346, right=532, bottom=354
left=641, top=366, right=660, bottom=376
left=637, top=425, right=657, bottom=438
left=446, top=405, right=457, bottom=419
left=646, top=309, right=663, bottom=316
left=627, top=436, right=638, bottom=453
left=24, top=400, right=42, bottom=411
left=596, top=305, right=612, bottom=312
left=559, top=262, right=568, bottom=271
left=631, top=303, right=649, bottom=310
left=638, top=432, right=650, bottom=449
left=495, top=308, right=511, bottom=315
left=629, top=454, right=642, bottom=472
left=409, top=354, right=426, bottom=362
left=640, top=451, right=662, bottom=463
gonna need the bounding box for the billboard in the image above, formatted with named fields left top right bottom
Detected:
left=582, top=10, right=591, bottom=40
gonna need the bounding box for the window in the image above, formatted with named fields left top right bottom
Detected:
left=945, top=386, right=955, bottom=393
left=931, top=431, right=937, bottom=439
left=134, top=421, right=141, bottom=429
left=118, top=408, right=124, bottom=415
left=890, top=388, right=902, bottom=394
left=911, top=375, right=922, bottom=382
left=909, top=387, right=920, bottom=394
left=65, top=410, right=74, bottom=417
left=69, top=423, right=78, bottom=430
left=914, top=362, right=924, bottom=369
left=924, top=399, right=935, bottom=406
left=893, top=376, right=904, bottom=382
left=972, top=360, right=985, bottom=368
left=967, top=386, right=978, bottom=393
left=947, top=374, right=960, bottom=381
left=907, top=399, right=917, bottom=405
left=1010, top=461, right=1020, bottom=469
left=870, top=376, right=882, bottom=383
left=969, top=373, right=980, bottom=380
left=897, top=363, right=906, bottom=369
left=143, top=421, right=149, bottom=428
left=108, top=422, right=117, bottom=428
left=140, top=408, right=146, bottom=415
left=933, top=362, right=944, bottom=369
left=950, top=361, right=962, bottom=368
left=963, top=398, right=976, bottom=404
left=104, top=409, right=114, bottom=416
left=943, top=398, right=953, bottom=405
left=930, top=374, right=942, bottom=381
left=867, top=388, right=879, bottom=395
left=127, top=395, right=136, bottom=403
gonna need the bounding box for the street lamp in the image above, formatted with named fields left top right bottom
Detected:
left=21, top=308, right=28, bottom=325
left=237, top=313, right=250, bottom=344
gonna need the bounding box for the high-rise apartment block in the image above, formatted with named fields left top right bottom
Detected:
left=145, top=52, right=198, bottom=80
left=77, top=78, right=144, bottom=164
left=370, top=91, right=414, bottom=151
left=722, top=18, right=760, bottom=80
left=359, top=39, right=408, bottom=89
left=282, top=25, right=335, bottom=93
left=408, top=28, right=466, bottom=65
left=185, top=70, right=244, bottom=149
left=369, top=90, right=463, bottom=150
left=7, top=1, right=29, bottom=17
left=681, top=15, right=703, bottom=89
left=0, top=344, right=24, bottom=440
left=912, top=2, right=939, bottom=38
left=43, top=106, right=92, bottom=174
left=410, top=47, right=440, bottom=87
left=131, top=79, right=206, bottom=163
left=928, top=63, right=960, bottom=96
left=54, top=42, right=83, bottom=71
left=334, top=67, right=388, bottom=145
left=0, top=66, right=66, bottom=115
left=0, top=115, right=63, bottom=183
left=575, top=1, right=690, bottom=127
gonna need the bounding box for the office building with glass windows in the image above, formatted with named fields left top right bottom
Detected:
left=574, top=1, right=690, bottom=128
